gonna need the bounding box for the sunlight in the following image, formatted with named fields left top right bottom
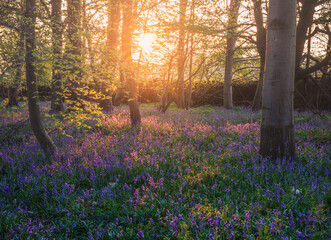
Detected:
left=137, top=33, right=155, bottom=53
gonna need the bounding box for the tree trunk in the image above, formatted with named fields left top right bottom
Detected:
left=186, top=0, right=195, bottom=110
left=122, top=0, right=141, bottom=125
left=223, top=0, right=241, bottom=109
left=295, top=0, right=317, bottom=71
left=51, top=0, right=64, bottom=112
left=7, top=29, right=24, bottom=108
left=25, top=0, right=57, bottom=155
left=252, top=0, right=266, bottom=111
left=252, top=55, right=265, bottom=111
left=108, top=0, right=121, bottom=50
left=260, top=0, right=296, bottom=160
left=158, top=53, right=175, bottom=113
left=100, top=0, right=121, bottom=111
left=177, top=0, right=188, bottom=109
left=65, top=0, right=82, bottom=110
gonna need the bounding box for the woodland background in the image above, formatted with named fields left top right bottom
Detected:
left=0, top=0, right=330, bottom=112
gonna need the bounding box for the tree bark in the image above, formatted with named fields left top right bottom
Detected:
left=100, top=0, right=121, bottom=111
left=7, top=29, right=24, bottom=108
left=65, top=0, right=82, bottom=110
left=50, top=0, right=64, bottom=112
left=108, top=0, right=121, bottom=51
left=121, top=0, right=141, bottom=125
left=158, top=53, right=175, bottom=113
left=252, top=0, right=266, bottom=111
left=177, top=0, right=188, bottom=109
left=223, top=0, right=241, bottom=109
left=295, top=0, right=317, bottom=71
left=260, top=0, right=296, bottom=160
left=25, top=0, right=57, bottom=155
left=186, top=0, right=195, bottom=110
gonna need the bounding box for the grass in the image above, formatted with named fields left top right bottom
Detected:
left=0, top=103, right=330, bottom=239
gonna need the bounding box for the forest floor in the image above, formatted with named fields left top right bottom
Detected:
left=0, top=102, right=330, bottom=239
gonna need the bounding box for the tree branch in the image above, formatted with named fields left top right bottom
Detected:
left=0, top=21, right=19, bottom=31
left=295, top=52, right=331, bottom=81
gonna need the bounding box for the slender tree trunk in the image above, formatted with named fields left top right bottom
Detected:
left=252, top=0, right=266, bottom=111
left=65, top=0, right=82, bottom=110
left=51, top=0, right=64, bottom=112
left=158, top=53, right=175, bottom=113
left=7, top=29, right=24, bottom=108
left=186, top=0, right=195, bottom=110
left=108, top=0, right=121, bottom=52
left=177, top=0, right=188, bottom=109
left=295, top=0, right=317, bottom=71
left=252, top=55, right=265, bottom=110
left=101, top=0, right=121, bottom=110
left=113, top=0, right=125, bottom=106
left=122, top=0, right=141, bottom=125
left=260, top=0, right=296, bottom=160
left=25, top=0, right=57, bottom=154
left=223, top=0, right=241, bottom=109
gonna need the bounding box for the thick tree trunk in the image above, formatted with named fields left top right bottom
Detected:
left=122, top=0, right=141, bottom=125
left=51, top=0, right=64, bottom=112
left=223, top=0, right=241, bottom=109
left=252, top=0, right=266, bottom=111
left=260, top=0, right=296, bottom=160
left=25, top=0, right=57, bottom=154
left=7, top=28, right=24, bottom=108
left=177, top=0, right=188, bottom=109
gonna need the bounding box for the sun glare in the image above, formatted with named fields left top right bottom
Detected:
left=137, top=33, right=155, bottom=53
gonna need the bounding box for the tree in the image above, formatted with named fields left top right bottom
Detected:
left=260, top=0, right=296, bottom=159
left=295, top=0, right=318, bottom=71
left=177, top=0, right=188, bottom=109
left=223, top=0, right=241, bottom=109
left=121, top=0, right=141, bottom=125
left=7, top=28, right=24, bottom=107
left=65, top=0, right=82, bottom=110
left=0, top=1, right=25, bottom=107
left=50, top=0, right=64, bottom=112
left=186, top=0, right=195, bottom=110
left=99, top=0, right=121, bottom=111
left=251, top=0, right=266, bottom=111
left=25, top=0, right=57, bottom=154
